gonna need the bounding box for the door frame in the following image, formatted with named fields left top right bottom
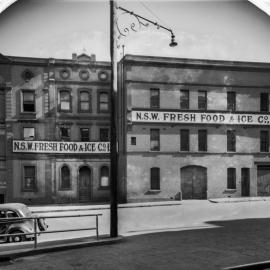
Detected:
left=77, top=165, right=93, bottom=202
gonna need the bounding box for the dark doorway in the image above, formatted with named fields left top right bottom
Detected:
left=181, top=166, right=207, bottom=199
left=257, top=165, right=270, bottom=196
left=79, top=166, right=91, bottom=203
left=0, top=194, right=5, bottom=204
left=241, top=168, right=250, bottom=197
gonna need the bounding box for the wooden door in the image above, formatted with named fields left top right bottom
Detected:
left=257, top=166, right=270, bottom=196
left=181, top=166, right=207, bottom=199
left=79, top=166, right=91, bottom=203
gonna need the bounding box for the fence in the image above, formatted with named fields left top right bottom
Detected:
left=0, top=213, right=102, bottom=248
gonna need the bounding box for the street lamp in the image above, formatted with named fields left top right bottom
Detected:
left=109, top=0, right=178, bottom=238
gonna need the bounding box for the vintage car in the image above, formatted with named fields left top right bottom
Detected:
left=0, top=203, right=48, bottom=243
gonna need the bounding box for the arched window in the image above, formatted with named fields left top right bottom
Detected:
left=60, top=165, right=71, bottom=189
left=100, top=166, right=109, bottom=188
left=150, top=167, right=160, bottom=190
left=79, top=91, right=91, bottom=112
left=98, top=92, right=109, bottom=112
left=59, top=90, right=71, bottom=111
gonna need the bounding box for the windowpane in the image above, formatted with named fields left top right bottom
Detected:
left=24, top=166, right=36, bottom=191
left=260, top=130, right=269, bottom=152
left=150, top=129, right=160, bottom=151
left=61, top=166, right=71, bottom=189
left=260, top=93, right=269, bottom=112
left=227, top=168, right=236, bottom=189
left=60, top=91, right=71, bottom=111
left=227, top=130, right=236, bottom=152
left=80, top=128, right=89, bottom=142
left=227, top=92, right=236, bottom=111
left=151, top=168, right=160, bottom=190
left=23, top=92, right=35, bottom=102
left=198, top=91, right=207, bottom=110
left=22, top=91, right=35, bottom=112
left=23, top=128, right=35, bottom=140
left=80, top=92, right=90, bottom=112
left=99, top=93, right=109, bottom=112
left=180, top=129, right=189, bottom=151
left=100, top=166, right=109, bottom=187
left=180, top=90, right=189, bottom=109
left=150, top=89, right=160, bottom=108
left=60, top=127, right=70, bottom=141
left=100, top=128, right=109, bottom=141
left=198, top=130, right=207, bottom=151
left=131, top=137, right=136, bottom=145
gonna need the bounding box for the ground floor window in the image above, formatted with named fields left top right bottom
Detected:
left=23, top=165, right=36, bottom=191
left=227, top=168, right=236, bottom=189
left=150, top=167, right=160, bottom=190
left=60, top=165, right=71, bottom=189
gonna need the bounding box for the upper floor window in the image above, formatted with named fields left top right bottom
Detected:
left=100, top=128, right=109, bottom=142
left=22, top=91, right=35, bottom=112
left=100, top=166, right=110, bottom=188
left=198, top=91, right=207, bottom=110
left=79, top=91, right=91, bottom=112
left=227, top=168, right=236, bottom=189
left=227, top=91, right=236, bottom=111
left=260, top=93, right=269, bottom=112
left=60, top=127, right=70, bottom=141
left=98, top=92, right=109, bottom=112
left=260, top=130, right=269, bottom=152
left=198, top=129, right=207, bottom=152
left=23, top=165, right=36, bottom=191
left=227, top=130, right=236, bottom=152
left=60, top=165, right=71, bottom=190
left=150, top=89, right=160, bottom=109
left=80, top=128, right=89, bottom=142
left=23, top=127, right=35, bottom=140
left=150, top=129, right=160, bottom=151
left=59, top=90, right=71, bottom=112
left=180, top=90, right=189, bottom=109
left=150, top=167, right=160, bottom=190
left=180, top=129, right=189, bottom=151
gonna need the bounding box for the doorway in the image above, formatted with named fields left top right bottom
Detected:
left=78, top=166, right=92, bottom=203
left=257, top=165, right=270, bottom=196
left=241, top=168, right=250, bottom=197
left=181, top=166, right=207, bottom=199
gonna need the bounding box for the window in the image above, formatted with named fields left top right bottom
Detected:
left=260, top=130, right=269, bottom=152
left=23, top=166, right=36, bottom=191
left=131, top=137, right=136, bottom=145
left=150, top=129, right=160, bottom=151
left=100, top=166, right=109, bottom=188
left=100, top=128, right=109, bottom=141
left=59, top=90, right=71, bottom=111
left=180, top=129, right=189, bottom=151
left=23, top=127, right=35, bottom=140
left=60, top=127, right=70, bottom=141
left=227, top=130, right=236, bottom=152
left=98, top=92, right=109, bottom=112
left=227, top=92, right=236, bottom=111
left=80, top=128, right=89, bottom=142
left=60, top=165, right=71, bottom=189
left=198, top=130, right=207, bottom=151
left=150, top=89, right=160, bottom=108
left=43, top=90, right=49, bottom=114
left=22, top=91, right=35, bottom=112
left=79, top=91, right=91, bottom=112
left=198, top=91, right=207, bottom=110
left=227, top=168, right=236, bottom=189
left=260, top=93, right=269, bottom=112
left=150, top=167, right=160, bottom=190
left=180, top=90, right=189, bottom=109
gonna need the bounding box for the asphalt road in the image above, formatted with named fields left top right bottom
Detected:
left=2, top=217, right=270, bottom=270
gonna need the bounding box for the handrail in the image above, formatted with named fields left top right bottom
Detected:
left=0, top=213, right=102, bottom=248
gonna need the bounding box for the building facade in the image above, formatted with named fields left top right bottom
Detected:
left=0, top=53, right=111, bottom=204
left=118, top=55, right=270, bottom=202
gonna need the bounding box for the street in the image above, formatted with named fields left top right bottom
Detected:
left=2, top=217, right=270, bottom=269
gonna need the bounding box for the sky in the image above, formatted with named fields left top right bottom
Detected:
left=0, top=0, right=270, bottom=62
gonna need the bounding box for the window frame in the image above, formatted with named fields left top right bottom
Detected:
left=59, top=89, right=72, bottom=112
left=99, top=165, right=110, bottom=189
left=198, top=90, right=207, bottom=110
left=180, top=89, right=189, bottom=110
left=227, top=91, right=236, bottom=111
left=260, top=130, right=269, bottom=152
left=227, top=168, right=236, bottom=190
left=98, top=91, right=109, bottom=113
left=22, top=165, right=36, bottom=192
left=180, top=129, right=189, bottom=151
left=227, top=129, right=236, bottom=152
left=59, top=165, right=71, bottom=190
left=80, top=128, right=90, bottom=142
left=100, top=128, right=109, bottom=142
left=59, top=126, right=71, bottom=141
left=260, top=93, right=269, bottom=112
left=150, top=129, right=160, bottom=151
left=150, top=88, right=160, bottom=109
left=198, top=129, right=207, bottom=152
left=21, top=90, right=36, bottom=113
left=150, top=167, right=160, bottom=190
left=78, top=89, right=91, bottom=113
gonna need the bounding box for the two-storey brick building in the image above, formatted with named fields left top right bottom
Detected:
left=118, top=55, right=270, bottom=202
left=0, top=53, right=111, bottom=204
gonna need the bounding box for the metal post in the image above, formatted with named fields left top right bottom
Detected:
left=110, top=0, right=118, bottom=238
left=34, top=218, right=37, bottom=248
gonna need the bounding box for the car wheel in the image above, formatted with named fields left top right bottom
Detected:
left=8, top=231, right=26, bottom=243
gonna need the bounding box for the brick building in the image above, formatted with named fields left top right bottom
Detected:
left=118, top=55, right=270, bottom=202
left=0, top=53, right=111, bottom=204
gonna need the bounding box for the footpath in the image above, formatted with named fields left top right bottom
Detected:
left=1, top=197, right=270, bottom=261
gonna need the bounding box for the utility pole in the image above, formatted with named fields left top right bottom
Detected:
left=110, top=0, right=118, bottom=238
